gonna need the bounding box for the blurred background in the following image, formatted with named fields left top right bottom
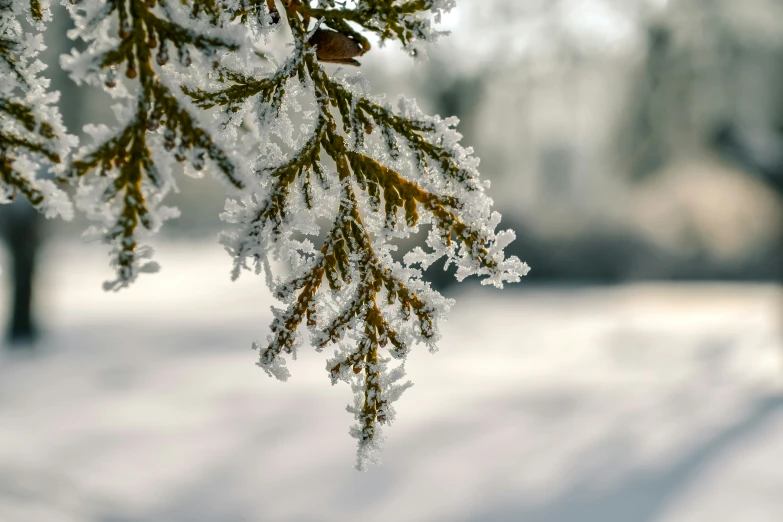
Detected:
left=1, top=0, right=782, bottom=520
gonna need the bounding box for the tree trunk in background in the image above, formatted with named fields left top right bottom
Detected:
left=1, top=203, right=41, bottom=346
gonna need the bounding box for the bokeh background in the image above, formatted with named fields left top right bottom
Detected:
left=1, top=0, right=782, bottom=520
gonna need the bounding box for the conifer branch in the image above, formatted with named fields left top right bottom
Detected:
left=57, top=0, right=527, bottom=468
left=0, top=0, right=74, bottom=217
left=190, top=0, right=525, bottom=465
left=63, top=0, right=245, bottom=288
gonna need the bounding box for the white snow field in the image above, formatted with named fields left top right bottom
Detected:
left=0, top=242, right=782, bottom=522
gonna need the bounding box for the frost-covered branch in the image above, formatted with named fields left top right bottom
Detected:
left=180, top=0, right=529, bottom=468
left=62, top=0, right=249, bottom=289
left=50, top=0, right=529, bottom=468
left=0, top=0, right=75, bottom=218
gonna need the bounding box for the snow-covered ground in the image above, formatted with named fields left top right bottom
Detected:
left=0, top=242, right=782, bottom=522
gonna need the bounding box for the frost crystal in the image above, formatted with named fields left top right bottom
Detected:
left=10, top=0, right=530, bottom=468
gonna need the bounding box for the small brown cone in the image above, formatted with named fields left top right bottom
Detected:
left=310, top=29, right=365, bottom=66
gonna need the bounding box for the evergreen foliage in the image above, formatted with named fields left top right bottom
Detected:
left=1, top=0, right=528, bottom=468
left=1, top=0, right=75, bottom=218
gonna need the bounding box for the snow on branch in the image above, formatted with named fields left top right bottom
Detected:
left=0, top=0, right=76, bottom=218
left=50, top=0, right=529, bottom=468
left=61, top=0, right=250, bottom=289
left=182, top=0, right=528, bottom=468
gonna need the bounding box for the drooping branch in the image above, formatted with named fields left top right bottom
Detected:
left=63, top=0, right=244, bottom=288
left=57, top=0, right=527, bottom=469
left=182, top=1, right=526, bottom=467
left=0, top=0, right=74, bottom=216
